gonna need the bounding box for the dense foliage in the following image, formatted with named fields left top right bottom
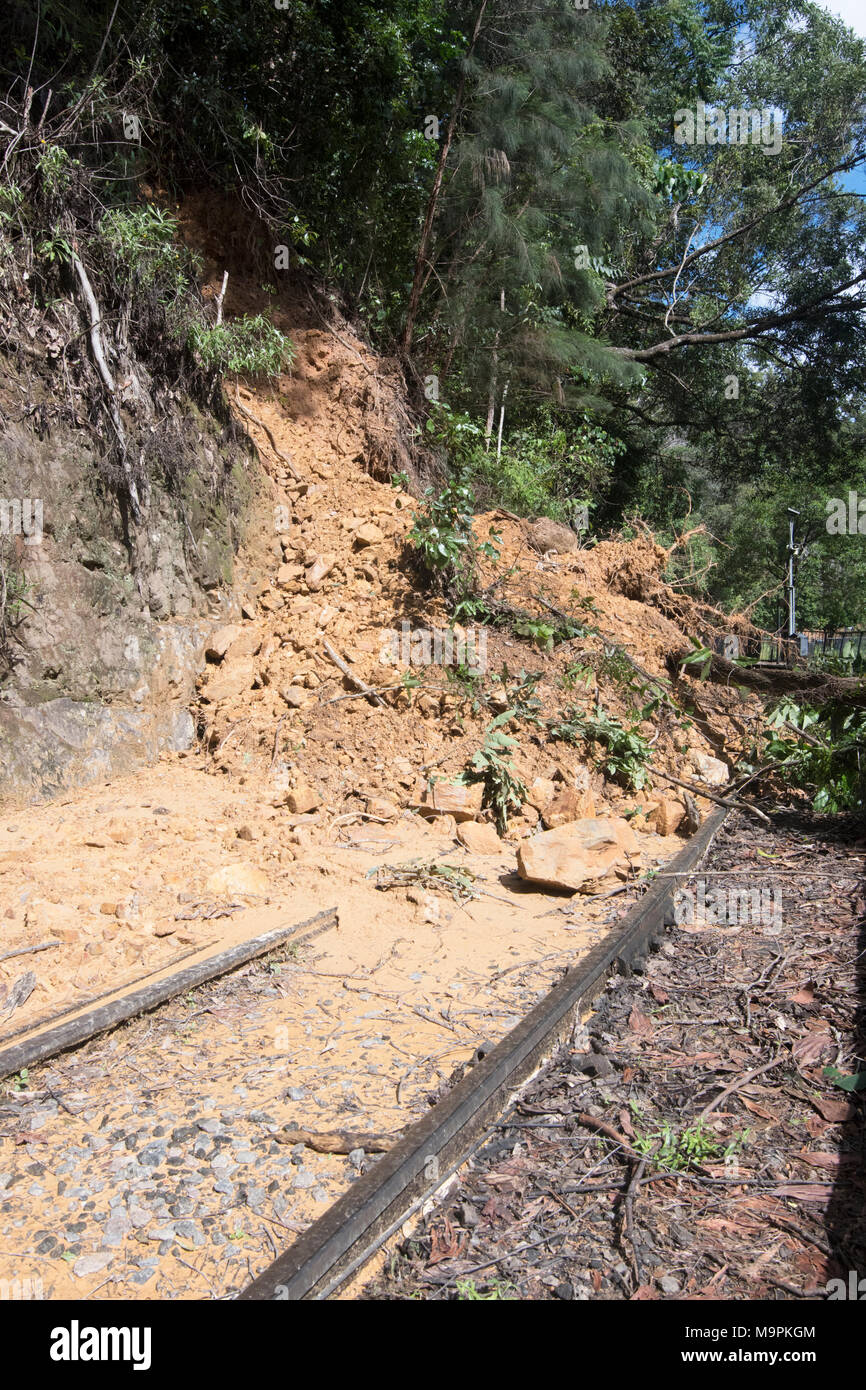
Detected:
left=1, top=0, right=865, bottom=628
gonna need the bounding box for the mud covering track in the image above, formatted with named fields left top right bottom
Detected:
left=239, top=807, right=729, bottom=1299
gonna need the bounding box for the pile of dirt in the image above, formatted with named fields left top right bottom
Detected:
left=0, top=196, right=763, bottom=1047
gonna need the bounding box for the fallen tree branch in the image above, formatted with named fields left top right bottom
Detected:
left=233, top=386, right=301, bottom=479
left=696, top=1054, right=784, bottom=1122
left=0, top=940, right=60, bottom=964
left=276, top=1127, right=395, bottom=1154
left=322, top=639, right=386, bottom=707
left=649, top=766, right=772, bottom=825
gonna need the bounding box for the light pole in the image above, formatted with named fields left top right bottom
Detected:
left=787, top=507, right=800, bottom=641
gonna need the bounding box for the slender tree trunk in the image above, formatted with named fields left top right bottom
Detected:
left=484, top=346, right=498, bottom=449
left=400, top=0, right=488, bottom=355
left=496, top=379, right=510, bottom=461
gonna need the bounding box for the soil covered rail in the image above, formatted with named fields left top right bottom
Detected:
left=362, top=811, right=866, bottom=1301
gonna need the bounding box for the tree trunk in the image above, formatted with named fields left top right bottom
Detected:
left=400, top=0, right=489, bottom=355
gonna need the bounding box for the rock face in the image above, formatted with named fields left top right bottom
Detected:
left=0, top=699, right=194, bottom=803
left=0, top=353, right=251, bottom=805
left=517, top=816, right=639, bottom=893
left=410, top=780, right=484, bottom=823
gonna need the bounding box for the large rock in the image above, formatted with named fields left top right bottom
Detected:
left=200, top=657, right=255, bottom=704
left=205, top=624, right=244, bottom=661
left=688, top=751, right=729, bottom=786
left=646, top=796, right=685, bottom=836
left=224, top=628, right=261, bottom=663
left=457, top=821, right=507, bottom=855
left=517, top=816, right=639, bottom=893
left=527, top=517, right=580, bottom=554
left=354, top=523, right=384, bottom=547
left=285, top=784, right=321, bottom=815
left=206, top=863, right=269, bottom=897
left=527, top=777, right=557, bottom=811
left=410, top=780, right=484, bottom=822
left=542, top=785, right=595, bottom=827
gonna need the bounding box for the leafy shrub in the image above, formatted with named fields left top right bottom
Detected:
left=462, top=711, right=528, bottom=833
left=548, top=706, right=653, bottom=790
left=187, top=314, right=295, bottom=379
left=407, top=472, right=499, bottom=597
left=759, top=699, right=866, bottom=812
left=100, top=206, right=195, bottom=309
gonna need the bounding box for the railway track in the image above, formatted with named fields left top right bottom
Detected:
left=239, top=807, right=730, bottom=1300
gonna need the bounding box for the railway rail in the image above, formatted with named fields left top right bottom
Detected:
left=239, top=807, right=730, bottom=1301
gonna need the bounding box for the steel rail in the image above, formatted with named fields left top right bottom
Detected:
left=0, top=907, right=338, bottom=1081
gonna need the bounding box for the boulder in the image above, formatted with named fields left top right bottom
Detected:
left=354, top=522, right=384, bottom=547
left=225, top=629, right=261, bottom=662
left=206, top=863, right=269, bottom=897
left=276, top=563, right=304, bottom=588
left=517, top=816, right=639, bottom=893
left=542, top=785, right=595, bottom=827
left=410, top=780, right=484, bottom=822
left=647, top=797, right=685, bottom=836
left=527, top=517, right=580, bottom=554
left=200, top=658, right=255, bottom=704
left=527, top=776, right=557, bottom=811
left=688, top=751, right=729, bottom=786
left=205, top=624, right=244, bottom=661
left=286, top=784, right=321, bottom=815
left=457, top=821, right=507, bottom=855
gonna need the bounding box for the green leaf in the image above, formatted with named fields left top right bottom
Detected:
left=823, top=1066, right=866, bottom=1092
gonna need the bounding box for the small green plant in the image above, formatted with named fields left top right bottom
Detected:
left=462, top=711, right=528, bottom=833
left=823, top=1066, right=866, bottom=1092
left=10, top=1068, right=29, bottom=1093
left=455, top=1277, right=517, bottom=1300
left=446, top=662, right=484, bottom=709
left=679, top=636, right=714, bottom=681
left=571, top=591, right=600, bottom=614
left=37, top=230, right=73, bottom=266
left=493, top=668, right=545, bottom=726
left=0, top=183, right=23, bottom=225
left=407, top=472, right=499, bottom=597
left=633, top=1120, right=747, bottom=1172
left=36, top=144, right=78, bottom=196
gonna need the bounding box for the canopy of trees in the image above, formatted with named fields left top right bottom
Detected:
left=2, top=0, right=865, bottom=630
